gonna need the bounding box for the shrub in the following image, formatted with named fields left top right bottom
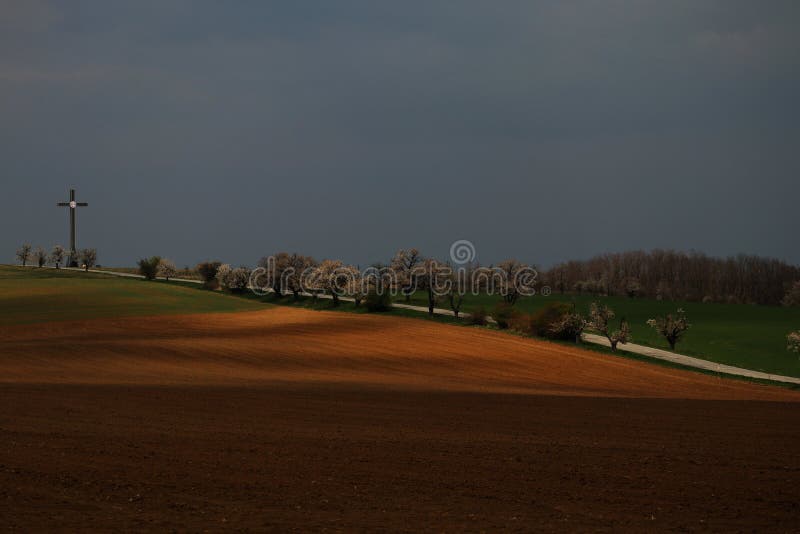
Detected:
left=528, top=301, right=572, bottom=337
left=365, top=289, right=392, bottom=312
left=492, top=302, right=518, bottom=330
left=508, top=311, right=533, bottom=333
left=137, top=256, right=161, bottom=280
left=197, top=261, right=222, bottom=289
left=467, top=307, right=489, bottom=326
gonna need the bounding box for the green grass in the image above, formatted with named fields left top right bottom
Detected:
left=0, top=265, right=266, bottom=326
left=404, top=291, right=800, bottom=378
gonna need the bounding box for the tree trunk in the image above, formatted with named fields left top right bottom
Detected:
left=428, top=289, right=434, bottom=316
left=332, top=292, right=339, bottom=307
left=611, top=340, right=618, bottom=352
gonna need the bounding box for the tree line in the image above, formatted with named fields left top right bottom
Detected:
left=543, top=249, right=799, bottom=306
left=15, top=243, right=96, bottom=271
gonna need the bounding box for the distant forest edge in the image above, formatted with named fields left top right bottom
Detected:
left=543, top=250, right=799, bottom=307
left=13, top=243, right=800, bottom=308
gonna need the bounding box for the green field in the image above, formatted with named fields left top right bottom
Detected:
left=0, top=265, right=265, bottom=326
left=405, top=291, right=800, bottom=377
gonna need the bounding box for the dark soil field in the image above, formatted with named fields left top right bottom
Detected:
left=2, top=306, right=799, bottom=531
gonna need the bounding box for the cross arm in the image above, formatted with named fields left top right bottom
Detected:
left=76, top=203, right=88, bottom=206
left=57, top=202, right=70, bottom=206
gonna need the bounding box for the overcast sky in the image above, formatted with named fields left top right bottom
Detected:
left=2, top=1, right=798, bottom=268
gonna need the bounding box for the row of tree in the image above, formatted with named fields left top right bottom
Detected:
left=20, top=244, right=799, bottom=308
left=481, top=300, right=689, bottom=352
left=16, top=243, right=96, bottom=271
left=543, top=249, right=799, bottom=306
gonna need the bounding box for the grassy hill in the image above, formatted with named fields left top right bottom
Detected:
left=406, top=291, right=800, bottom=378
left=0, top=265, right=265, bottom=326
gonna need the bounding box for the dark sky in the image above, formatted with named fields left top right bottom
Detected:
left=2, top=1, right=798, bottom=268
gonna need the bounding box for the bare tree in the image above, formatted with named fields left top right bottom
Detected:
left=16, top=243, right=32, bottom=266
left=624, top=277, right=642, bottom=298
left=391, top=248, right=422, bottom=302
left=158, top=259, right=177, bottom=281
left=32, top=246, right=47, bottom=267
left=79, top=248, right=97, bottom=272
left=496, top=259, right=536, bottom=305
left=647, top=308, right=690, bottom=351
left=588, top=303, right=631, bottom=351
left=412, top=259, right=448, bottom=315
left=50, top=245, right=65, bottom=269
left=443, top=264, right=471, bottom=318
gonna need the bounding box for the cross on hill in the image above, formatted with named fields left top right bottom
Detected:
left=57, top=188, right=88, bottom=267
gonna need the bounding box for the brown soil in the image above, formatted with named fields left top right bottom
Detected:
left=2, top=308, right=799, bottom=531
